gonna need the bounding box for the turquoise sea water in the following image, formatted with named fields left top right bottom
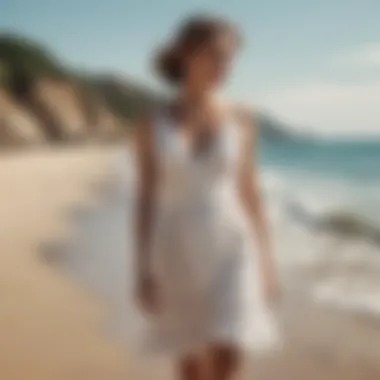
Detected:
left=261, top=139, right=380, bottom=230
left=260, top=138, right=380, bottom=316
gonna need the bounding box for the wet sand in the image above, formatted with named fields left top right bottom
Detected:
left=1, top=147, right=380, bottom=380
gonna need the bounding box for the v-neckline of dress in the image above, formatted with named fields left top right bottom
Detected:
left=165, top=114, right=227, bottom=160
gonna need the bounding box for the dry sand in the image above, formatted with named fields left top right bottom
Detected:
left=0, top=147, right=131, bottom=380
left=0, top=147, right=379, bottom=380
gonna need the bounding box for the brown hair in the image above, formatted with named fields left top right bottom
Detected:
left=154, top=15, right=241, bottom=85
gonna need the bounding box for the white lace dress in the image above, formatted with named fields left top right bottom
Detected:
left=136, top=113, right=279, bottom=357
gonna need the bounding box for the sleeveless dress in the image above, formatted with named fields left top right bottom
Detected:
left=137, top=112, right=280, bottom=357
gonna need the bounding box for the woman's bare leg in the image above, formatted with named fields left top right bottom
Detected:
left=176, top=354, right=203, bottom=380
left=202, top=344, right=241, bottom=380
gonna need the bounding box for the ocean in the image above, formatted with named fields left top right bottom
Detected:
left=261, top=138, right=380, bottom=317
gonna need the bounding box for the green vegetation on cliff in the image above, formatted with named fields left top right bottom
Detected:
left=0, top=34, right=65, bottom=96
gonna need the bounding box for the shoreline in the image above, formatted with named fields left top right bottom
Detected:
left=50, top=149, right=380, bottom=379
left=1, top=147, right=380, bottom=379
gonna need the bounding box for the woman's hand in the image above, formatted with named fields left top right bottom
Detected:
left=135, top=270, right=160, bottom=315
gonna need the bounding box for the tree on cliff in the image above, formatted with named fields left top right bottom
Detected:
left=0, top=34, right=65, bottom=96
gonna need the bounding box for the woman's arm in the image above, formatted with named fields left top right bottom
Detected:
left=134, top=117, right=159, bottom=311
left=235, top=107, right=279, bottom=301
left=135, top=117, right=156, bottom=276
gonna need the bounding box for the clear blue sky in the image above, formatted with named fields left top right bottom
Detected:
left=1, top=0, right=379, bottom=135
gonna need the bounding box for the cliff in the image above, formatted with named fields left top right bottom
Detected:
left=0, top=34, right=124, bottom=147
left=0, top=89, right=46, bottom=147
left=0, top=33, right=295, bottom=148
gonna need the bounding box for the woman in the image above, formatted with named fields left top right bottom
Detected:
left=134, top=15, right=280, bottom=380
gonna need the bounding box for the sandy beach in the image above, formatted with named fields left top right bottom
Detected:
left=1, top=146, right=380, bottom=380
left=0, top=147, right=131, bottom=380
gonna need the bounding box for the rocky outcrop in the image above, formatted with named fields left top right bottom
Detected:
left=0, top=90, right=46, bottom=147
left=0, top=78, right=125, bottom=148
left=30, top=78, right=89, bottom=141
left=77, top=85, right=124, bottom=139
